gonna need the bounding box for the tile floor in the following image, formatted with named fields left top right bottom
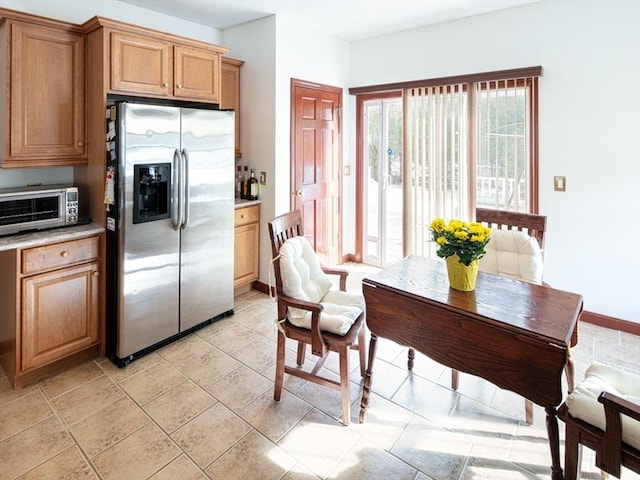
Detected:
left=1, top=266, right=639, bottom=480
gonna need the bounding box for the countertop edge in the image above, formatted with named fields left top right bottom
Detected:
left=0, top=223, right=105, bottom=252
left=234, top=200, right=261, bottom=209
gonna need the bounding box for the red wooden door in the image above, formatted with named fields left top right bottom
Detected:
left=291, top=79, right=342, bottom=266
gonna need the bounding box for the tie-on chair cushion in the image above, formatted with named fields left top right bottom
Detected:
left=479, top=228, right=543, bottom=284
left=279, top=236, right=365, bottom=336
left=565, top=361, right=640, bottom=450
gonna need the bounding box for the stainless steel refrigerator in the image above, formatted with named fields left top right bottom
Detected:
left=105, top=102, right=234, bottom=367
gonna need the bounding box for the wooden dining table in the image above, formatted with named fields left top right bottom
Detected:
left=359, top=255, right=583, bottom=480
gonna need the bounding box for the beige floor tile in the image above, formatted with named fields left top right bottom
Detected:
left=231, top=336, right=278, bottom=372
left=330, top=438, right=417, bottom=480
left=278, top=409, right=360, bottom=479
left=280, top=463, right=322, bottom=480
left=231, top=302, right=276, bottom=328
left=0, top=390, right=53, bottom=441
left=177, top=345, right=242, bottom=389
left=294, top=369, right=362, bottom=423
left=171, top=402, right=251, bottom=468
left=0, top=376, right=39, bottom=408
left=16, top=446, right=98, bottom=480
left=205, top=430, right=296, bottom=480
left=99, top=352, right=163, bottom=383
left=52, top=375, right=124, bottom=426
left=143, top=380, right=216, bottom=433
left=206, top=365, right=272, bottom=412
left=39, top=360, right=104, bottom=399
left=92, top=422, right=180, bottom=480
left=119, top=360, right=186, bottom=405
left=239, top=389, right=313, bottom=443
left=148, top=454, right=208, bottom=480
left=155, top=334, right=216, bottom=367
left=0, top=416, right=74, bottom=480
left=391, top=373, right=460, bottom=426
left=194, top=317, right=236, bottom=342
left=206, top=322, right=263, bottom=354
left=458, top=455, right=540, bottom=480
left=70, top=396, right=150, bottom=458
left=391, top=414, right=471, bottom=480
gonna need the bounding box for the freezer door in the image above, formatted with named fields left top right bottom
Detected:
left=118, top=104, right=181, bottom=358
left=179, top=108, right=235, bottom=330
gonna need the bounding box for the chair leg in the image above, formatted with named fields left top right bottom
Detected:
left=339, top=347, right=351, bottom=426
left=451, top=369, right=459, bottom=390
left=564, top=422, right=580, bottom=480
left=274, top=330, right=286, bottom=401
left=296, top=341, right=306, bottom=366
left=407, top=348, right=415, bottom=371
left=358, top=326, right=366, bottom=378
left=525, top=399, right=534, bottom=425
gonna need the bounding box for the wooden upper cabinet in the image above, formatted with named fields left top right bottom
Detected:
left=174, top=45, right=220, bottom=102
left=110, top=32, right=171, bottom=97
left=108, top=27, right=224, bottom=103
left=0, top=20, right=86, bottom=168
left=221, top=57, right=244, bottom=158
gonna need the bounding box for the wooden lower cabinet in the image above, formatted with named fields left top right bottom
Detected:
left=0, top=234, right=102, bottom=387
left=234, top=204, right=260, bottom=288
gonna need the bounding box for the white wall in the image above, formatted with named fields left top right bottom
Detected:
left=223, top=16, right=350, bottom=290
left=350, top=0, right=640, bottom=323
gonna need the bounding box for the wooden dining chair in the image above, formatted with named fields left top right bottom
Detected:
left=558, top=361, right=640, bottom=480
left=268, top=210, right=366, bottom=425
left=408, top=208, right=558, bottom=425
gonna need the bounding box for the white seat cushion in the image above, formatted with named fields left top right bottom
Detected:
left=479, top=228, right=543, bottom=284
left=278, top=236, right=364, bottom=336
left=565, top=361, right=640, bottom=450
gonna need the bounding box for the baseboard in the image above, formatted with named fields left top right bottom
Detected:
left=580, top=310, right=640, bottom=336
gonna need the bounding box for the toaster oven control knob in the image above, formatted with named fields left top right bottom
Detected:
left=60, top=251, right=69, bottom=258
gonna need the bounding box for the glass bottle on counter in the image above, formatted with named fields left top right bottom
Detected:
left=235, top=165, right=242, bottom=199
left=248, top=169, right=259, bottom=200
left=241, top=166, right=249, bottom=199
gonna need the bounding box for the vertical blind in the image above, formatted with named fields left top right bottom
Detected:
left=403, top=74, right=538, bottom=259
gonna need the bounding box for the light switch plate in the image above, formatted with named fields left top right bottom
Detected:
left=259, top=171, right=267, bottom=185
left=554, top=176, right=566, bottom=192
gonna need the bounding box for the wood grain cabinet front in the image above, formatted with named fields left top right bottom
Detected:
left=0, top=234, right=102, bottom=387
left=221, top=57, right=244, bottom=158
left=109, top=30, right=223, bottom=103
left=234, top=205, right=260, bottom=288
left=0, top=19, right=86, bottom=167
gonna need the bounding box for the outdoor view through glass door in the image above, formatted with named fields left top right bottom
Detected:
left=362, top=96, right=403, bottom=267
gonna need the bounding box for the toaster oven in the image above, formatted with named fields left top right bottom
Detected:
left=0, top=184, right=79, bottom=236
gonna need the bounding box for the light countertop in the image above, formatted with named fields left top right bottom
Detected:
left=0, top=223, right=105, bottom=252
left=235, top=199, right=261, bottom=208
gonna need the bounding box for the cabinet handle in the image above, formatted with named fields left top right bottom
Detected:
left=60, top=251, right=69, bottom=258
left=177, top=84, right=182, bottom=89
left=162, top=82, right=168, bottom=87
left=77, top=141, right=84, bottom=147
left=92, top=271, right=99, bottom=277
left=241, top=214, right=246, bottom=218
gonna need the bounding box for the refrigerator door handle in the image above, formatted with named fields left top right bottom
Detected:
left=181, top=148, right=190, bottom=230
left=171, top=148, right=182, bottom=230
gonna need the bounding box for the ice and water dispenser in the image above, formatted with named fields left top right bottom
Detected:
left=133, top=163, right=171, bottom=224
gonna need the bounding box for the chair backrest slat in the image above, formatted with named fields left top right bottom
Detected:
left=476, top=208, right=547, bottom=252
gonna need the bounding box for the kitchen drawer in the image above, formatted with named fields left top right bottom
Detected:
left=235, top=205, right=260, bottom=227
left=22, top=236, right=99, bottom=275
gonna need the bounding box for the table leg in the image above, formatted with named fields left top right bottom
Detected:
left=359, top=333, right=378, bottom=423
left=545, top=406, right=564, bottom=480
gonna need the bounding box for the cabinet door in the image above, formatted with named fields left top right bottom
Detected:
left=21, top=261, right=99, bottom=371
left=110, top=32, right=171, bottom=96
left=7, top=22, right=86, bottom=166
left=234, top=222, right=259, bottom=288
left=174, top=45, right=220, bottom=102
left=221, top=57, right=243, bottom=158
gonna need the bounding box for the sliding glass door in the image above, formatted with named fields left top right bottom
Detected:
left=362, top=96, right=403, bottom=266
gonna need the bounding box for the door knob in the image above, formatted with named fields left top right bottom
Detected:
left=295, top=190, right=303, bottom=197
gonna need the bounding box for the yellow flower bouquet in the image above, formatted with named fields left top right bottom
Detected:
left=429, top=217, right=492, bottom=267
